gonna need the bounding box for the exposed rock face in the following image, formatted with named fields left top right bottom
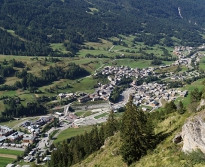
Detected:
left=181, top=112, right=205, bottom=153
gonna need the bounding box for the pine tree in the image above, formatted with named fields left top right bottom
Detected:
left=164, top=101, right=177, bottom=114
left=104, top=110, right=118, bottom=138
left=120, top=95, right=153, bottom=166
left=99, top=124, right=106, bottom=145
left=177, top=101, right=186, bottom=114
left=91, top=126, right=100, bottom=151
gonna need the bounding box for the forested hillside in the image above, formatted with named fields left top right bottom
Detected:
left=1, top=0, right=205, bottom=56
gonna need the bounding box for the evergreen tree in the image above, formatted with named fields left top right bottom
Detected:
left=164, top=101, right=177, bottom=114
left=177, top=101, right=186, bottom=114
left=99, top=124, right=105, bottom=145
left=120, top=96, right=153, bottom=166
left=190, top=88, right=202, bottom=102
left=104, top=110, right=118, bottom=139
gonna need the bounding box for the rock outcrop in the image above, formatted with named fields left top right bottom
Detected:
left=173, top=132, right=182, bottom=144
left=180, top=112, right=205, bottom=153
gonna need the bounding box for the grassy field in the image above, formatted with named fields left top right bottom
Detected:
left=199, top=56, right=205, bottom=70
left=0, top=149, right=23, bottom=156
left=39, top=76, right=96, bottom=94
left=94, top=113, right=108, bottom=119
left=179, top=78, right=205, bottom=106
left=54, top=126, right=93, bottom=144
left=50, top=43, right=70, bottom=54
left=75, top=111, right=86, bottom=117
left=0, top=117, right=39, bottom=128
left=0, top=119, right=25, bottom=128
left=155, top=65, right=187, bottom=73
left=83, top=111, right=99, bottom=117
left=77, top=35, right=175, bottom=59
left=0, top=157, right=15, bottom=167
left=0, top=149, right=23, bottom=167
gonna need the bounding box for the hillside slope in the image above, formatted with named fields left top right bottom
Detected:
left=1, top=0, right=205, bottom=55
left=72, top=111, right=205, bottom=167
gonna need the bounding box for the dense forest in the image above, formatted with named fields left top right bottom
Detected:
left=0, top=97, right=47, bottom=122
left=0, top=0, right=205, bottom=55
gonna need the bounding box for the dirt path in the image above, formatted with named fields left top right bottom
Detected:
left=0, top=153, right=16, bottom=159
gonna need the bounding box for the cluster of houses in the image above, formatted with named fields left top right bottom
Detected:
left=173, top=45, right=205, bottom=68
left=57, top=63, right=189, bottom=109
left=0, top=125, right=30, bottom=148
left=170, top=70, right=202, bottom=81
left=21, top=116, right=55, bottom=134
left=131, top=82, right=188, bottom=110
left=78, top=87, right=112, bottom=103
left=0, top=116, right=55, bottom=148
left=57, top=45, right=205, bottom=112
left=77, top=66, right=156, bottom=103
left=173, top=46, right=193, bottom=56
left=57, top=93, right=75, bottom=99
left=102, top=66, right=155, bottom=81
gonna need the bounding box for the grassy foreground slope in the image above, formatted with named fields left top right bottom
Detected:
left=0, top=157, right=15, bottom=167
left=72, top=111, right=205, bottom=167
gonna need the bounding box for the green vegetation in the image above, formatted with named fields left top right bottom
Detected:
left=94, top=113, right=108, bottom=119
left=49, top=129, right=59, bottom=140
left=72, top=106, right=194, bottom=167
left=0, top=149, right=23, bottom=156
left=0, top=0, right=205, bottom=56
left=83, top=111, right=97, bottom=117
left=74, top=111, right=86, bottom=117
left=179, top=78, right=205, bottom=106
left=0, top=117, right=39, bottom=128
left=0, top=149, right=23, bottom=167
left=0, top=157, right=15, bottom=167
left=120, top=97, right=154, bottom=165
left=50, top=111, right=118, bottom=166
left=54, top=126, right=93, bottom=144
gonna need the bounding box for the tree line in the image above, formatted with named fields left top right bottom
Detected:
left=0, top=63, right=89, bottom=92
left=0, top=97, right=47, bottom=122
left=49, top=110, right=118, bottom=167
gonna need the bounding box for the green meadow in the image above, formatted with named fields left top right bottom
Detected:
left=0, top=149, right=23, bottom=156
left=0, top=157, right=15, bottom=167
left=54, top=126, right=93, bottom=144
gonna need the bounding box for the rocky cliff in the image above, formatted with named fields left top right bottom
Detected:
left=179, top=111, right=205, bottom=153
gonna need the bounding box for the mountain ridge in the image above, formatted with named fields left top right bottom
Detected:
left=0, top=0, right=205, bottom=56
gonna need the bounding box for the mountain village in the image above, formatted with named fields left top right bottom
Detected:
left=3, top=45, right=205, bottom=167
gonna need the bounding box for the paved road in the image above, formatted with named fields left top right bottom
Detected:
left=108, top=45, right=115, bottom=52
left=112, top=87, right=135, bottom=109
